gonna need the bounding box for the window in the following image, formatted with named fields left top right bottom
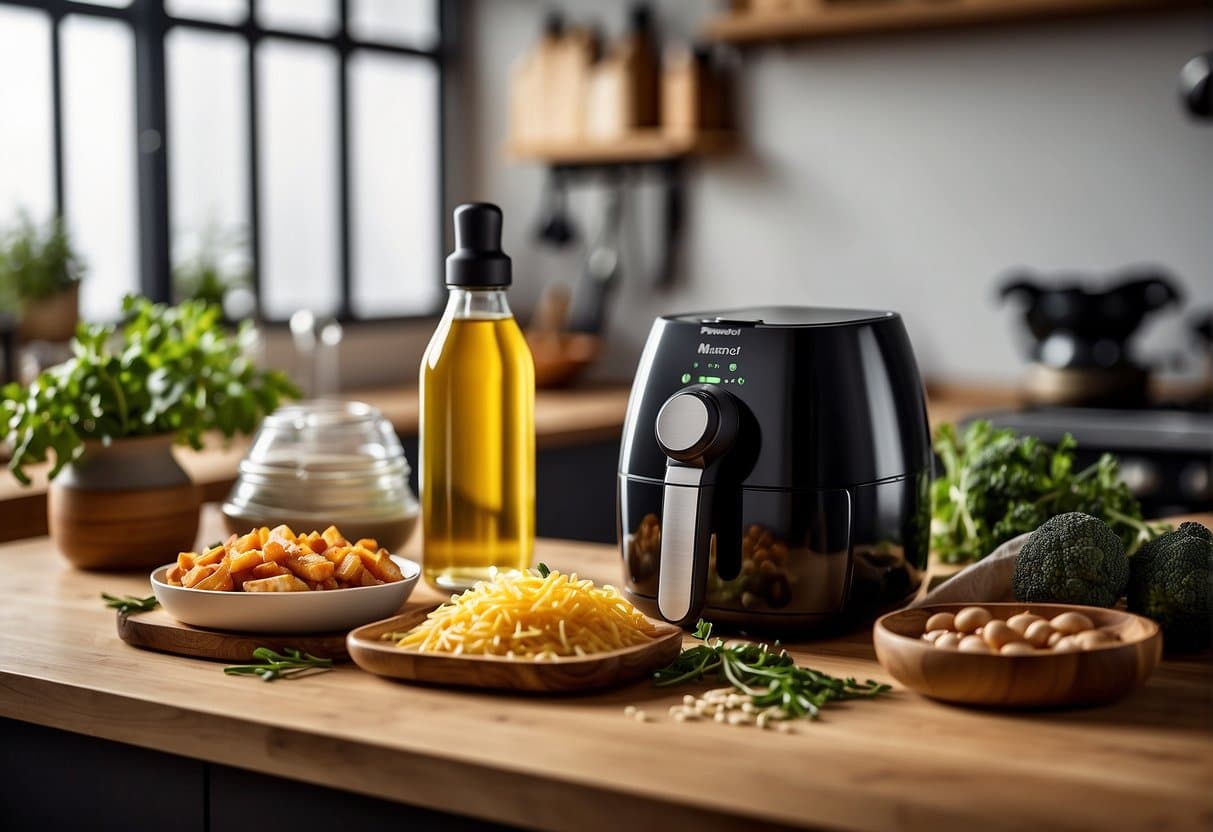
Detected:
left=0, top=0, right=445, bottom=322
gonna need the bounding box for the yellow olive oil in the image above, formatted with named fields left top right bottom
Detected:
left=420, top=204, right=534, bottom=591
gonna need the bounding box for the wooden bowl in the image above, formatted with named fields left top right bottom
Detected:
left=348, top=606, right=683, bottom=693
left=527, top=332, right=599, bottom=389
left=873, top=602, right=1162, bottom=708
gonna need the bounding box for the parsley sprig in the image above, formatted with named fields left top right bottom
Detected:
left=224, top=647, right=333, bottom=681
left=654, top=620, right=889, bottom=720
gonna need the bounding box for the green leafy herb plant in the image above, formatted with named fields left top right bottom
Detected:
left=0, top=294, right=299, bottom=484
left=930, top=420, right=1159, bottom=564
left=0, top=213, right=83, bottom=311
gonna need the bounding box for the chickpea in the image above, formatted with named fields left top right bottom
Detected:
left=958, top=635, right=990, bottom=653
left=954, top=606, right=992, bottom=634
left=1047, top=631, right=1065, bottom=648
left=1007, top=612, right=1044, bottom=635
left=1024, top=620, right=1056, bottom=648
left=925, top=612, right=955, bottom=633
left=1073, top=629, right=1116, bottom=650
left=982, top=619, right=1023, bottom=650
left=934, top=632, right=962, bottom=650
left=1050, top=611, right=1095, bottom=635
left=922, top=629, right=947, bottom=643
left=1052, top=636, right=1080, bottom=653
left=1000, top=641, right=1038, bottom=656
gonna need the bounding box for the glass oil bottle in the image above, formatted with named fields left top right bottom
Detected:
left=419, top=203, right=535, bottom=591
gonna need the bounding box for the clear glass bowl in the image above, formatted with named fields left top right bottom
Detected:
left=222, top=400, right=419, bottom=550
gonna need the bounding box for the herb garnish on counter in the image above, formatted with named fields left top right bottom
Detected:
left=654, top=620, right=889, bottom=722
left=224, top=647, right=333, bottom=681
left=101, top=593, right=159, bottom=614
left=931, top=420, right=1158, bottom=564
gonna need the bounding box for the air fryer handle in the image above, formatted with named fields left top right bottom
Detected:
left=657, top=465, right=714, bottom=626
left=652, top=385, right=739, bottom=627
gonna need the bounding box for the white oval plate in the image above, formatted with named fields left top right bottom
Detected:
left=150, top=555, right=421, bottom=634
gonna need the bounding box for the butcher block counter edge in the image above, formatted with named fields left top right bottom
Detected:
left=0, top=510, right=1211, bottom=832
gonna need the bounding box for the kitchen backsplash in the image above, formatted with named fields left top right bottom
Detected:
left=457, top=0, right=1212, bottom=385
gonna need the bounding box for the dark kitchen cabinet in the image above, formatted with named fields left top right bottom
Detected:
left=400, top=437, right=620, bottom=545
left=0, top=718, right=517, bottom=831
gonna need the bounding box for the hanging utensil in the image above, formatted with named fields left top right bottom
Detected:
left=533, top=169, right=578, bottom=248
left=567, top=180, right=623, bottom=335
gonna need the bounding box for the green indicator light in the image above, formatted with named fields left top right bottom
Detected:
left=680, top=373, right=691, bottom=383
left=702, top=375, right=722, bottom=384
left=693, top=361, right=699, bottom=368
left=729, top=363, right=738, bottom=372
left=737, top=377, right=746, bottom=385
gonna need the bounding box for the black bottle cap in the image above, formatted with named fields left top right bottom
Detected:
left=446, top=202, right=511, bottom=287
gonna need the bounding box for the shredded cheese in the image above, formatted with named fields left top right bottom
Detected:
left=393, top=569, right=659, bottom=659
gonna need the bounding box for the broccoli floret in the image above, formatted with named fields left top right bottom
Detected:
left=1012, top=512, right=1128, bottom=607
left=1127, top=522, right=1212, bottom=651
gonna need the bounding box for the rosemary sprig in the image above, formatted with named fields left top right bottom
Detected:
left=654, top=620, right=890, bottom=720
left=102, top=593, right=159, bottom=615
left=223, top=647, right=333, bottom=682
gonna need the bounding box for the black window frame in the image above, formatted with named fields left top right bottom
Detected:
left=0, top=0, right=449, bottom=324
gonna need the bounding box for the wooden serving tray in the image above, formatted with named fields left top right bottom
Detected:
left=116, top=608, right=350, bottom=663
left=347, top=606, right=684, bottom=692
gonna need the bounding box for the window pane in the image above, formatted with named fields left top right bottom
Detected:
left=256, top=40, right=339, bottom=319
left=166, top=0, right=247, bottom=25
left=349, top=53, right=439, bottom=318
left=350, top=0, right=437, bottom=49
left=257, top=0, right=338, bottom=37
left=166, top=29, right=250, bottom=299
left=0, top=8, right=54, bottom=223
left=61, top=15, right=138, bottom=322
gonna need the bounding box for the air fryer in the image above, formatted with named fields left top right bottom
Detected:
left=617, top=307, right=932, bottom=632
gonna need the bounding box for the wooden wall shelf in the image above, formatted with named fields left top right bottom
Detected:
left=705, top=0, right=1202, bottom=44
left=507, top=130, right=735, bottom=167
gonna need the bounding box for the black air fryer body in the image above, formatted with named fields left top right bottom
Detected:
left=618, top=307, right=932, bottom=632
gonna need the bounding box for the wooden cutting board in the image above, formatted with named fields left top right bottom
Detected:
left=116, top=608, right=350, bottom=662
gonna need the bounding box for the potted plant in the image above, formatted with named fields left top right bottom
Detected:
left=0, top=213, right=85, bottom=342
left=173, top=224, right=254, bottom=319
left=0, top=295, right=298, bottom=570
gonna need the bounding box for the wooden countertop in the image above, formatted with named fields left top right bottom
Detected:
left=0, top=385, right=632, bottom=543
left=1, top=508, right=1209, bottom=832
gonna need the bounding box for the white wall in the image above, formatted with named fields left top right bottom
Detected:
left=459, top=1, right=1213, bottom=385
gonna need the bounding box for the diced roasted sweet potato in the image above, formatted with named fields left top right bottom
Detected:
left=229, top=568, right=257, bottom=587
left=234, top=532, right=260, bottom=553
left=251, top=562, right=287, bottom=579
left=262, top=539, right=294, bottom=563
left=256, top=526, right=271, bottom=545
left=176, top=552, right=196, bottom=571
left=306, top=533, right=327, bottom=555
left=285, top=552, right=335, bottom=582
left=334, top=553, right=364, bottom=585
left=357, top=547, right=403, bottom=583
left=182, top=563, right=218, bottom=588
left=321, top=525, right=348, bottom=549
left=194, top=544, right=227, bottom=566
left=268, top=523, right=296, bottom=542
left=242, top=574, right=310, bottom=592
left=194, top=558, right=233, bottom=591
left=228, top=548, right=263, bottom=573
left=165, top=564, right=185, bottom=585
left=358, top=570, right=383, bottom=587
left=354, top=537, right=379, bottom=552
